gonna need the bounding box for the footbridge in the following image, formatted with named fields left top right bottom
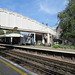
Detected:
left=0, top=8, right=57, bottom=45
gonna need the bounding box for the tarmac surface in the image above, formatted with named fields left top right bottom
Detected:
left=0, top=56, right=38, bottom=75
left=0, top=60, right=21, bottom=75
left=0, top=58, right=27, bottom=75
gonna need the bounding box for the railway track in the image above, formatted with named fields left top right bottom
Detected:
left=0, top=51, right=62, bottom=75
left=0, top=49, right=75, bottom=75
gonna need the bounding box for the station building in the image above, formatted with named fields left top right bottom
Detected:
left=0, top=33, right=23, bottom=45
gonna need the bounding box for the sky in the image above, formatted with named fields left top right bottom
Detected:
left=0, top=0, right=68, bottom=28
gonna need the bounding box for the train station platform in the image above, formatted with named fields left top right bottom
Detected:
left=0, top=44, right=75, bottom=54
left=0, top=56, right=37, bottom=75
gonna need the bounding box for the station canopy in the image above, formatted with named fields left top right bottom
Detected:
left=0, top=33, right=23, bottom=38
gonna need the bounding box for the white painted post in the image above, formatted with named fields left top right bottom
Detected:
left=11, top=37, right=13, bottom=45
left=42, top=34, right=45, bottom=44
left=47, top=33, right=50, bottom=44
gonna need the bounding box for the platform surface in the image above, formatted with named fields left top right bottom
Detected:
left=0, top=44, right=75, bottom=54
left=0, top=58, right=27, bottom=75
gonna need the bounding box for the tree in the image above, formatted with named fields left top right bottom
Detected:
left=46, top=23, right=48, bottom=26
left=0, top=30, right=4, bottom=35
left=57, top=0, right=75, bottom=44
left=6, top=30, right=20, bottom=34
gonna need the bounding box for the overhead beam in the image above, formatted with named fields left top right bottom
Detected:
left=0, top=8, right=57, bottom=36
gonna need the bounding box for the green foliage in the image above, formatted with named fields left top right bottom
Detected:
left=54, top=36, right=56, bottom=39
left=52, top=45, right=60, bottom=48
left=6, top=30, right=20, bottom=34
left=0, top=30, right=4, bottom=35
left=52, top=44, right=75, bottom=49
left=71, top=46, right=75, bottom=49
left=36, top=43, right=44, bottom=46
left=57, top=0, right=75, bottom=44
left=40, top=44, right=44, bottom=46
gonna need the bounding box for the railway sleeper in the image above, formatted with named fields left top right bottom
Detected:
left=0, top=52, right=64, bottom=75
left=0, top=51, right=75, bottom=75
left=7, top=50, right=75, bottom=69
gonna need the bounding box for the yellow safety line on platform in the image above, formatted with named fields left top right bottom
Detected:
left=0, top=59, right=27, bottom=75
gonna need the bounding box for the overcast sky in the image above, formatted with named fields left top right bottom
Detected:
left=0, top=0, right=68, bottom=28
